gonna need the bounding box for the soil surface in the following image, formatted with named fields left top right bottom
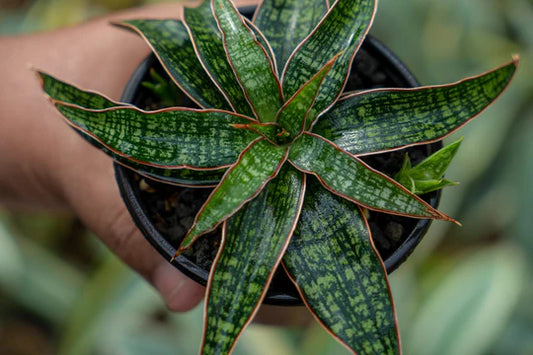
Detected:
left=118, top=35, right=440, bottom=303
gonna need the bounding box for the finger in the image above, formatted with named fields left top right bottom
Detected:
left=58, top=135, right=204, bottom=311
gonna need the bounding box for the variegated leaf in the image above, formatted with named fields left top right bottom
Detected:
left=178, top=138, right=289, bottom=252
left=282, top=0, right=376, bottom=120
left=38, top=70, right=125, bottom=109
left=277, top=55, right=336, bottom=137
left=288, top=133, right=453, bottom=221
left=202, top=165, right=305, bottom=354
left=39, top=72, right=223, bottom=185
left=54, top=102, right=259, bottom=169
left=212, top=0, right=283, bottom=122
left=284, top=178, right=399, bottom=354
left=116, top=19, right=231, bottom=110
left=253, top=0, right=329, bottom=69
left=184, top=1, right=254, bottom=116
left=314, top=59, right=518, bottom=155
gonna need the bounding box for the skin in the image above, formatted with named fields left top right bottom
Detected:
left=0, top=0, right=255, bottom=312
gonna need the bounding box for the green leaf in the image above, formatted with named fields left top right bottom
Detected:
left=314, top=59, right=518, bottom=155
left=54, top=102, right=259, bottom=169
left=116, top=19, right=231, bottom=110
left=184, top=1, right=254, bottom=116
left=178, top=139, right=289, bottom=252
left=202, top=165, right=305, bottom=354
left=282, top=0, right=376, bottom=120
left=288, top=133, right=453, bottom=220
left=212, top=0, right=283, bottom=122
left=283, top=178, right=399, bottom=354
left=38, top=71, right=222, bottom=185
left=277, top=55, right=337, bottom=137
left=37, top=70, right=125, bottom=109
left=253, top=0, right=329, bottom=69
left=395, top=138, right=462, bottom=194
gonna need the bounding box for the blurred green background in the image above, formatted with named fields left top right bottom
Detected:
left=1, top=0, right=532, bottom=354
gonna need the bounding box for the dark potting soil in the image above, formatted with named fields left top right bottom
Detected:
left=124, top=40, right=439, bottom=283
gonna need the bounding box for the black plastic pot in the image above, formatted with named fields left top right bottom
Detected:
left=115, top=8, right=441, bottom=306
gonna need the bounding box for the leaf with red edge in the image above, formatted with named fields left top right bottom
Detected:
left=202, top=165, right=305, bottom=354
left=212, top=0, right=283, bottom=122
left=283, top=177, right=399, bottom=354
left=288, top=133, right=455, bottom=221
left=178, top=138, right=289, bottom=253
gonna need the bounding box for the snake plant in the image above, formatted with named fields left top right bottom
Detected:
left=38, top=0, right=517, bottom=353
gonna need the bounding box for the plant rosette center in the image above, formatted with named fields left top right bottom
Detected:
left=37, top=0, right=518, bottom=353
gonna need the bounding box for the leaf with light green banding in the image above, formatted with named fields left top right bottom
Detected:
left=38, top=70, right=224, bottom=186
left=212, top=0, right=282, bottom=122
left=178, top=139, right=289, bottom=252
left=277, top=55, right=337, bottom=136
left=314, top=59, right=518, bottom=155
left=184, top=2, right=254, bottom=116
left=54, top=102, right=259, bottom=169
left=116, top=19, right=231, bottom=110
left=202, top=165, right=305, bottom=354
left=244, top=19, right=277, bottom=74
left=282, top=0, right=376, bottom=120
left=395, top=138, right=462, bottom=194
left=38, top=71, right=125, bottom=109
left=253, top=0, right=329, bottom=69
left=283, top=178, right=399, bottom=354
left=288, top=133, right=453, bottom=220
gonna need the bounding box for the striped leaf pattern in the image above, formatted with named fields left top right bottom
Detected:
left=212, top=0, right=283, bottom=122
left=117, top=19, right=231, bottom=109
left=313, top=59, right=518, bottom=155
left=38, top=71, right=124, bottom=109
left=288, top=133, right=453, bottom=220
left=184, top=2, right=254, bottom=116
left=202, top=165, right=305, bottom=354
left=284, top=178, right=399, bottom=354
left=282, top=0, right=376, bottom=120
left=277, top=56, right=336, bottom=137
left=40, top=72, right=223, bottom=186
left=179, top=139, right=289, bottom=251
left=54, top=103, right=259, bottom=169
left=253, top=0, right=329, bottom=69
left=41, top=0, right=519, bottom=353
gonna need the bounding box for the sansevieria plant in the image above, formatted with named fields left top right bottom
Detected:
left=37, top=0, right=517, bottom=352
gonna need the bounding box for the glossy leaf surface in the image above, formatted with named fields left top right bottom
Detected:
left=314, top=60, right=518, bottom=155
left=213, top=0, right=282, bottom=122
left=253, top=0, right=329, bottom=69
left=289, top=133, right=451, bottom=220
left=202, top=166, right=304, bottom=354
left=40, top=72, right=223, bottom=186
left=117, top=19, right=231, bottom=109
left=184, top=2, right=254, bottom=116
left=395, top=138, right=462, bottom=195
left=38, top=71, right=124, bottom=109
left=55, top=103, right=259, bottom=169
left=277, top=57, right=335, bottom=137
left=284, top=178, right=398, bottom=354
left=282, top=0, right=376, bottom=119
left=179, top=139, right=288, bottom=251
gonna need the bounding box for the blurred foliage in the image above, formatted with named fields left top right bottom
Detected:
left=1, top=0, right=532, bottom=354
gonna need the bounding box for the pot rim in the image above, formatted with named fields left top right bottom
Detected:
left=115, top=30, right=440, bottom=306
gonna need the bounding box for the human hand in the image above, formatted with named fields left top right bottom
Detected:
left=0, top=0, right=253, bottom=311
